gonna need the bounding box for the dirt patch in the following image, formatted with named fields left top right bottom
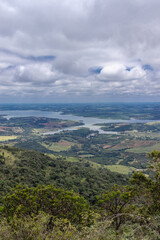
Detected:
left=0, top=127, right=11, bottom=132
left=103, top=145, right=112, bottom=149
left=58, top=141, right=73, bottom=147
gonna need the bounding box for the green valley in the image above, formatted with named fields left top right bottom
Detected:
left=0, top=103, right=160, bottom=239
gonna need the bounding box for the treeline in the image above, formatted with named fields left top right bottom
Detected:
left=0, top=150, right=160, bottom=239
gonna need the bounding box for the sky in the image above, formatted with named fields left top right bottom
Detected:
left=0, top=0, right=160, bottom=103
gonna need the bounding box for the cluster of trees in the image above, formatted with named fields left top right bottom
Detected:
left=100, top=122, right=160, bottom=133
left=0, top=150, right=159, bottom=239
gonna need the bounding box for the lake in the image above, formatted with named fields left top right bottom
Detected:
left=0, top=110, right=159, bottom=135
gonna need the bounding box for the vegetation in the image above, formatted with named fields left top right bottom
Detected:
left=0, top=150, right=159, bottom=239
left=0, top=146, right=127, bottom=204
left=1, top=104, right=160, bottom=173
left=0, top=116, right=83, bottom=136
left=0, top=136, right=18, bottom=142
left=105, top=165, right=136, bottom=174
left=2, top=185, right=93, bottom=226
left=0, top=104, right=160, bottom=238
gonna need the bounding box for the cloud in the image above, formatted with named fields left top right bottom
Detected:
left=98, top=63, right=146, bottom=81
left=0, top=0, right=160, bottom=102
left=27, top=56, right=55, bottom=62
left=14, top=63, right=63, bottom=83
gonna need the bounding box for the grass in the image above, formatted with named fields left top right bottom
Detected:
left=0, top=136, right=18, bottom=142
left=146, top=121, right=160, bottom=125
left=105, top=165, right=136, bottom=175
left=126, top=143, right=160, bottom=153
left=47, top=154, right=79, bottom=163
left=79, top=154, right=95, bottom=158
left=0, top=148, right=17, bottom=165
left=65, top=157, right=79, bottom=162
left=41, top=141, right=75, bottom=152
left=116, top=159, right=123, bottom=164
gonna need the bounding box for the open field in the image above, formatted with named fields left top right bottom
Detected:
left=64, top=156, right=79, bottom=162
left=41, top=140, right=75, bottom=152
left=126, top=143, right=160, bottom=153
left=105, top=165, right=136, bottom=174
left=0, top=136, right=18, bottom=142
left=111, top=140, right=157, bottom=150
left=146, top=121, right=160, bottom=125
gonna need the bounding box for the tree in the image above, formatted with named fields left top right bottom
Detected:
left=130, top=150, right=160, bottom=215
left=97, top=184, right=134, bottom=230
left=2, top=185, right=94, bottom=227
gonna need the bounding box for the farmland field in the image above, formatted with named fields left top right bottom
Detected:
left=41, top=140, right=75, bottom=152
left=0, top=136, right=18, bottom=142
left=126, top=143, right=160, bottom=153
left=105, top=165, right=136, bottom=174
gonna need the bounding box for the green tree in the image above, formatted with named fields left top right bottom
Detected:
left=97, top=184, right=134, bottom=230
left=2, top=185, right=94, bottom=227
left=131, top=150, right=160, bottom=215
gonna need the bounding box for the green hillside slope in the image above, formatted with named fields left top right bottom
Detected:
left=0, top=146, right=127, bottom=203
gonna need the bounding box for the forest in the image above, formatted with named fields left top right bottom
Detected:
left=0, top=147, right=159, bottom=239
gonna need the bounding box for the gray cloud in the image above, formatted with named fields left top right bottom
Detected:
left=0, top=0, right=160, bottom=102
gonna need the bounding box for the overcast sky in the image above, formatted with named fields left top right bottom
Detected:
left=0, top=0, right=160, bottom=103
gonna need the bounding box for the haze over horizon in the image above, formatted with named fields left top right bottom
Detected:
left=0, top=0, right=160, bottom=103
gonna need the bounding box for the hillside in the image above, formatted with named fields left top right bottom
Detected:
left=0, top=149, right=159, bottom=239
left=0, top=146, right=127, bottom=203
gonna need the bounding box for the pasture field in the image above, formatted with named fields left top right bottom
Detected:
left=0, top=136, right=18, bottom=142
left=105, top=165, right=136, bottom=175
left=146, top=121, right=160, bottom=125
left=65, top=156, right=79, bottom=162
left=41, top=140, right=75, bottom=152
left=126, top=143, right=160, bottom=153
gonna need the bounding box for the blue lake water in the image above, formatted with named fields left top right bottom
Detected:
left=0, top=110, right=159, bottom=135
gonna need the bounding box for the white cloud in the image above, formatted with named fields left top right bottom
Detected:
left=0, top=0, right=160, bottom=101
left=14, top=63, right=62, bottom=83
left=99, top=63, right=146, bottom=81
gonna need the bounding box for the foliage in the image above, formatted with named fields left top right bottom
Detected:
left=0, top=213, right=78, bottom=240
left=0, top=213, right=159, bottom=240
left=0, top=146, right=127, bottom=204
left=2, top=185, right=94, bottom=227
left=97, top=184, right=135, bottom=230
left=0, top=149, right=160, bottom=239
left=130, top=150, right=160, bottom=215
